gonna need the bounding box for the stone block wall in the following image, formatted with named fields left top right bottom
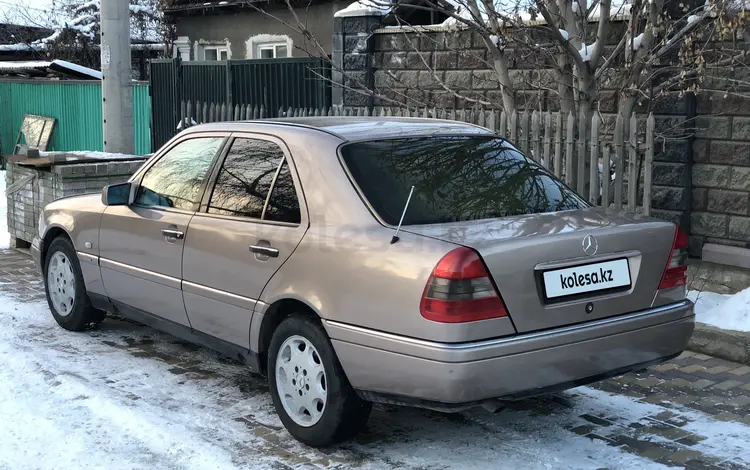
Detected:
left=5, top=160, right=145, bottom=245
left=690, top=93, right=750, bottom=254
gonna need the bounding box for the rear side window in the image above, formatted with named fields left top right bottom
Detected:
left=207, top=138, right=301, bottom=223
left=341, top=136, right=587, bottom=225
left=264, top=161, right=301, bottom=224
left=136, top=137, right=223, bottom=210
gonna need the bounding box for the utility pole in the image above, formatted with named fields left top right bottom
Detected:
left=100, top=0, right=134, bottom=154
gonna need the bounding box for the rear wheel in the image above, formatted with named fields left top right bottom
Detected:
left=44, top=236, right=105, bottom=331
left=267, top=314, right=372, bottom=447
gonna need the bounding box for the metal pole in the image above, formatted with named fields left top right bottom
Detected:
left=101, top=0, right=134, bottom=154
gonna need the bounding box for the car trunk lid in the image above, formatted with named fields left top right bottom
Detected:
left=404, top=208, right=677, bottom=333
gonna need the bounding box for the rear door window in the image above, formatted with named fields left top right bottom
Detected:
left=340, top=136, right=587, bottom=225
left=207, top=137, right=302, bottom=223
left=208, top=138, right=282, bottom=219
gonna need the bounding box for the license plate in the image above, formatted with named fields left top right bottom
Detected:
left=543, top=259, right=631, bottom=299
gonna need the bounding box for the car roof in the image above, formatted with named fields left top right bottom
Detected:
left=185, top=117, right=493, bottom=142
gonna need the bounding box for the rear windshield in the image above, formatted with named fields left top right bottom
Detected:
left=341, top=136, right=587, bottom=225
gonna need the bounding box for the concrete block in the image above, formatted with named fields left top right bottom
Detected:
left=702, top=242, right=750, bottom=269
left=707, top=189, right=749, bottom=215
left=691, top=212, right=728, bottom=237
left=693, top=164, right=730, bottom=188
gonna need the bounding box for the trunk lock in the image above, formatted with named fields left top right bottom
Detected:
left=585, top=302, right=594, bottom=314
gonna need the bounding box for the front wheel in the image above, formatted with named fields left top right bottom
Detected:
left=44, top=236, right=105, bottom=331
left=267, top=314, right=372, bottom=447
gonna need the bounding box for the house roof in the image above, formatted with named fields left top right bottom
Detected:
left=0, top=59, right=101, bottom=79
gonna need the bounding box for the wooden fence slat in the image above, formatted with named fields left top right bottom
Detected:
left=488, top=110, right=496, bottom=133
left=554, top=112, right=562, bottom=178
left=602, top=144, right=611, bottom=208
left=576, top=111, right=587, bottom=195
left=531, top=110, right=540, bottom=162
left=565, top=112, right=575, bottom=186
left=542, top=111, right=551, bottom=169
left=202, top=102, right=208, bottom=123
left=260, top=105, right=265, bottom=119
left=644, top=113, right=655, bottom=216
left=614, top=115, right=625, bottom=211
left=234, top=104, right=240, bottom=121
left=499, top=110, right=507, bottom=138
left=510, top=110, right=518, bottom=142
left=449, top=108, right=456, bottom=121
left=628, top=112, right=638, bottom=212
left=589, top=114, right=600, bottom=204
left=520, top=110, right=529, bottom=154
left=180, top=100, right=186, bottom=129
left=209, top=103, right=216, bottom=123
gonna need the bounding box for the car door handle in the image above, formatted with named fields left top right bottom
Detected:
left=249, top=245, right=279, bottom=258
left=161, top=229, right=184, bottom=239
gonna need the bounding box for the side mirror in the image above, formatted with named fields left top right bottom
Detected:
left=102, top=182, right=132, bottom=206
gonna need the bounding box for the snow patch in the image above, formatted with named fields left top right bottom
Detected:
left=334, top=0, right=391, bottom=18
left=631, top=33, right=645, bottom=50
left=578, top=43, right=593, bottom=61
left=558, top=29, right=569, bottom=40
left=571, top=1, right=580, bottom=13
left=0, top=170, right=8, bottom=249
left=51, top=60, right=102, bottom=79
left=39, top=151, right=141, bottom=161
left=689, top=288, right=750, bottom=332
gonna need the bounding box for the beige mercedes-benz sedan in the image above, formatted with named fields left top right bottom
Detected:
left=33, top=118, right=694, bottom=446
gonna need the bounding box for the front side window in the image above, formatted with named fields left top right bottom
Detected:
left=208, top=138, right=283, bottom=219
left=341, top=136, right=587, bottom=225
left=204, top=45, right=229, bottom=61
left=135, top=137, right=224, bottom=210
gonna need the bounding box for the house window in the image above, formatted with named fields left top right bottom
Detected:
left=258, top=43, right=288, bottom=59
left=204, top=45, right=229, bottom=61
left=246, top=35, right=293, bottom=59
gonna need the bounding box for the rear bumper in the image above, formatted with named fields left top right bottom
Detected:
left=326, top=300, right=694, bottom=406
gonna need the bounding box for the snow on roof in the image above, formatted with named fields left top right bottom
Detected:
left=50, top=60, right=101, bottom=79
left=0, top=59, right=101, bottom=79
left=335, top=0, right=392, bottom=18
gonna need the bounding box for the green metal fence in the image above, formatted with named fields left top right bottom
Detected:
left=150, top=57, right=331, bottom=149
left=0, top=79, right=151, bottom=158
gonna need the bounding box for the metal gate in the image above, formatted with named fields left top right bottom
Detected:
left=150, top=57, right=331, bottom=150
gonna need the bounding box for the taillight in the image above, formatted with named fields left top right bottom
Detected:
left=658, top=225, right=689, bottom=290
left=420, top=247, right=508, bottom=323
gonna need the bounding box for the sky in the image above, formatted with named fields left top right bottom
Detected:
left=0, top=0, right=56, bottom=27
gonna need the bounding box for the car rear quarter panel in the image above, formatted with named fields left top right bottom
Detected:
left=42, top=194, right=107, bottom=297
left=255, top=129, right=518, bottom=344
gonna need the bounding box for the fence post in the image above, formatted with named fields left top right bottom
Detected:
left=225, top=60, right=233, bottom=111
left=628, top=112, right=638, bottom=212
left=602, top=144, right=611, bottom=208
left=565, top=112, right=575, bottom=187
left=643, top=113, right=655, bottom=216
left=589, top=114, right=600, bottom=205
left=614, top=114, right=624, bottom=211
left=554, top=112, right=562, bottom=178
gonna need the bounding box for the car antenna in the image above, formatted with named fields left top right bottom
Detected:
left=391, top=185, right=415, bottom=245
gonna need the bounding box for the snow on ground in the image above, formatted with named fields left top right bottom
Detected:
left=689, top=289, right=750, bottom=332
left=1, top=170, right=9, bottom=249
left=1, top=294, right=750, bottom=469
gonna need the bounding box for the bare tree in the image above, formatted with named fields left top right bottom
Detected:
left=235, top=0, right=748, bottom=129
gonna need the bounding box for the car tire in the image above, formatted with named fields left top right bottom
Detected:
left=43, top=236, right=105, bottom=331
left=267, top=313, right=372, bottom=447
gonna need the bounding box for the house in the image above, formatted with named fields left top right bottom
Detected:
left=164, top=0, right=451, bottom=61
left=0, top=23, right=54, bottom=62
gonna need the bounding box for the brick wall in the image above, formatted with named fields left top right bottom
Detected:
left=5, top=160, right=144, bottom=245
left=333, top=16, right=749, bottom=254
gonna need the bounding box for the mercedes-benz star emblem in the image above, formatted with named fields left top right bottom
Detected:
left=582, top=234, right=598, bottom=256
